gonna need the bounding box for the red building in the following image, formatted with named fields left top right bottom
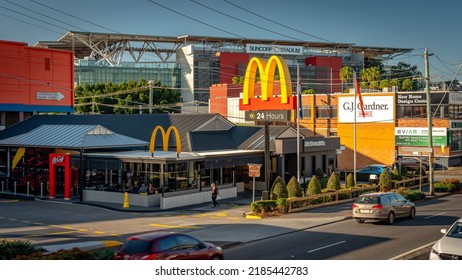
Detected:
left=0, top=40, right=74, bottom=129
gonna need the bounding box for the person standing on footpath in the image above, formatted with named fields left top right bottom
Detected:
left=211, top=182, right=219, bottom=207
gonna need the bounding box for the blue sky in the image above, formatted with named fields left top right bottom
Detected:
left=1, top=0, right=461, bottom=82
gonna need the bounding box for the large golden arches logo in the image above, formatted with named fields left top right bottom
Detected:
left=240, top=55, right=296, bottom=111
left=149, top=125, right=181, bottom=156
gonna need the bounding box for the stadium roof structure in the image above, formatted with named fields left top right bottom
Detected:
left=35, top=31, right=413, bottom=66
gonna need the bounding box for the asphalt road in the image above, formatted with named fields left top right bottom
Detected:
left=224, top=194, right=462, bottom=260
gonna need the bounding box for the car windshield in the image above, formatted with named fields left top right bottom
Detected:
left=446, top=222, right=462, bottom=239
left=355, top=196, right=379, bottom=204
left=121, top=239, right=152, bottom=254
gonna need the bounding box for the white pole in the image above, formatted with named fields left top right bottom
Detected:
left=353, top=73, right=357, bottom=185
left=296, top=63, right=301, bottom=183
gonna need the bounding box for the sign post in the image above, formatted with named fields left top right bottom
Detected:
left=248, top=163, right=262, bottom=203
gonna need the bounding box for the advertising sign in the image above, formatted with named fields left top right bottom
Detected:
left=239, top=55, right=296, bottom=111
left=395, top=127, right=447, bottom=147
left=245, top=110, right=291, bottom=122
left=246, top=44, right=303, bottom=56
left=149, top=126, right=181, bottom=155
left=338, top=95, right=394, bottom=123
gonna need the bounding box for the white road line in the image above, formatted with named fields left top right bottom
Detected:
left=424, top=212, right=446, bottom=219
left=307, top=241, right=346, bottom=253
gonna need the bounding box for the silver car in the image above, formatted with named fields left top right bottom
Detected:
left=352, top=192, right=416, bottom=224
left=429, top=217, right=462, bottom=260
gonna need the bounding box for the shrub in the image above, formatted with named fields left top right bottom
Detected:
left=286, top=176, right=303, bottom=197
left=306, top=176, right=321, bottom=195
left=391, top=167, right=402, bottom=180
left=270, top=176, right=287, bottom=200
left=434, top=181, right=455, bottom=192
left=346, top=173, right=355, bottom=188
left=276, top=198, right=288, bottom=213
left=320, top=177, right=328, bottom=189
left=250, top=200, right=278, bottom=214
left=379, top=169, right=393, bottom=192
left=0, top=239, right=44, bottom=260
left=326, top=172, right=341, bottom=190
left=315, top=168, right=324, bottom=180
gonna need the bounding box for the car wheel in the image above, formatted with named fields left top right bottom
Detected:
left=211, top=255, right=222, bottom=260
left=387, top=212, right=395, bottom=225
left=356, top=219, right=365, bottom=223
left=409, top=207, right=416, bottom=219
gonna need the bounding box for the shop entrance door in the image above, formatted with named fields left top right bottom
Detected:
left=49, top=154, right=71, bottom=200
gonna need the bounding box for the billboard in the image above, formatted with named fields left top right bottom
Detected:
left=338, top=95, right=394, bottom=123
left=395, top=127, right=447, bottom=147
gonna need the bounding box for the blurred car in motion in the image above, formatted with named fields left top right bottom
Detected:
left=114, top=232, right=224, bottom=260
left=429, top=217, right=462, bottom=260
left=394, top=157, right=429, bottom=172
left=357, top=164, right=391, bottom=176
left=352, top=192, right=416, bottom=225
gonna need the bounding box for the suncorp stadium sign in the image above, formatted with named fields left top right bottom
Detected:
left=246, top=44, right=303, bottom=56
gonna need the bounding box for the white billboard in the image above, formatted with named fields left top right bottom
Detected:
left=338, top=95, right=394, bottom=123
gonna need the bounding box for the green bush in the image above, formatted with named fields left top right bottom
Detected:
left=391, top=167, right=402, bottom=180
left=394, top=187, right=426, bottom=201
left=250, top=200, right=278, bottom=214
left=326, top=172, right=341, bottom=190
left=315, top=168, right=324, bottom=180
left=286, top=176, right=303, bottom=197
left=379, top=169, right=393, bottom=192
left=0, top=239, right=44, bottom=260
left=320, top=177, right=328, bottom=189
left=434, top=181, right=455, bottom=192
left=270, top=176, right=288, bottom=200
left=306, top=176, right=321, bottom=195
left=346, top=173, right=355, bottom=188
left=276, top=198, right=288, bottom=213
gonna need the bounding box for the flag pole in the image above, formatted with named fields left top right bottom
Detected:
left=353, top=72, right=357, bottom=185
left=296, top=63, right=301, bottom=183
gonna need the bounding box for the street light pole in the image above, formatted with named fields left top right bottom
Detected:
left=424, top=48, right=434, bottom=196
left=148, top=80, right=153, bottom=114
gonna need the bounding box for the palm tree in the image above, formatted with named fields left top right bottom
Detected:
left=339, top=66, right=353, bottom=92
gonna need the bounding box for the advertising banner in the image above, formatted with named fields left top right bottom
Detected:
left=246, top=44, right=303, bottom=56
left=395, top=127, right=447, bottom=147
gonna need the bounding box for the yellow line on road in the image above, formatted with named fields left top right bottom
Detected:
left=0, top=200, right=19, bottom=203
left=149, top=223, right=201, bottom=229
left=93, top=231, right=106, bottom=235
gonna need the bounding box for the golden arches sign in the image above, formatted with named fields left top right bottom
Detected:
left=239, top=55, right=296, bottom=111
left=149, top=126, right=182, bottom=155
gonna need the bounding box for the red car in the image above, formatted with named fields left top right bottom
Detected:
left=114, top=232, right=224, bottom=260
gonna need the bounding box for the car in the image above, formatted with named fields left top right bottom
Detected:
left=352, top=192, right=416, bottom=225
left=429, top=217, right=462, bottom=260
left=357, top=164, right=391, bottom=176
left=394, top=157, right=429, bottom=172
left=114, top=232, right=224, bottom=260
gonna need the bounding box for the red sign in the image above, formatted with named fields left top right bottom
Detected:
left=248, top=164, right=261, bottom=177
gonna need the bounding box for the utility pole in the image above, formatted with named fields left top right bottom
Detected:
left=148, top=80, right=153, bottom=114
left=425, top=48, right=435, bottom=196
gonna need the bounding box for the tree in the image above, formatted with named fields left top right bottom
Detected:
left=389, top=62, right=423, bottom=90
left=379, top=169, right=393, bottom=192
left=401, top=79, right=413, bottom=91
left=306, top=176, right=322, bottom=196
left=390, top=78, right=400, bottom=89
left=315, top=168, right=324, bottom=180
left=339, top=66, right=353, bottom=92
left=380, top=80, right=390, bottom=90
left=326, top=172, right=341, bottom=190
left=286, top=176, right=303, bottom=197
left=270, top=176, right=288, bottom=200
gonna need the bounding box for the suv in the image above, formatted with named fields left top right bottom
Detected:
left=352, top=192, right=416, bottom=225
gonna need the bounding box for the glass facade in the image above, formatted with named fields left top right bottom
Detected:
left=74, top=60, right=181, bottom=88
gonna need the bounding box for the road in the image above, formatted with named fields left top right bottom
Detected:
left=224, top=194, right=462, bottom=260
left=0, top=193, right=461, bottom=260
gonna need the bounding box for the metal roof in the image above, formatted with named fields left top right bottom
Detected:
left=0, top=125, right=148, bottom=149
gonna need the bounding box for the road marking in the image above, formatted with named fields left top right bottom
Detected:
left=149, top=223, right=201, bottom=229
left=424, top=212, right=446, bottom=219
left=307, top=241, right=346, bottom=253
left=0, top=200, right=19, bottom=203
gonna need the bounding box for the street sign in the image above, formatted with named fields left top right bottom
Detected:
left=248, top=164, right=262, bottom=177
left=401, top=147, right=433, bottom=153
left=36, top=91, right=65, bottom=102
left=245, top=110, right=291, bottom=122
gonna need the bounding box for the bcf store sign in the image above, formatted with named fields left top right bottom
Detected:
left=338, top=95, right=394, bottom=123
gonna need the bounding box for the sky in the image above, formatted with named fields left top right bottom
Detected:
left=1, top=0, right=461, bottom=82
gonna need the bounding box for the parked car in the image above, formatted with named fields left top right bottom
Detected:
left=394, top=158, right=429, bottom=171
left=429, top=217, right=462, bottom=260
left=352, top=192, right=416, bottom=225
left=114, top=232, right=224, bottom=260
left=357, top=164, right=391, bottom=176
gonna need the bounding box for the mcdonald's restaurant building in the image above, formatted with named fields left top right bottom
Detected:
left=0, top=113, right=339, bottom=209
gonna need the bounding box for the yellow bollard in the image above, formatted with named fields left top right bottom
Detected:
left=123, top=192, right=130, bottom=208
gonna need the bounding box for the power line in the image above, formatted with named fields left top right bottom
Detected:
left=0, top=11, right=61, bottom=34
left=222, top=0, right=335, bottom=43
left=0, top=4, right=68, bottom=31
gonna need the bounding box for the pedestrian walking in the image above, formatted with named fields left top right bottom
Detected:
left=211, top=182, right=219, bottom=207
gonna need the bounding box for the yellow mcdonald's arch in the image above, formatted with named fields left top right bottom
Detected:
left=240, top=55, right=296, bottom=111
left=149, top=126, right=182, bottom=155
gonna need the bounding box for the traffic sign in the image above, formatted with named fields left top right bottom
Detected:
left=248, top=163, right=262, bottom=177
left=36, top=91, right=65, bottom=102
